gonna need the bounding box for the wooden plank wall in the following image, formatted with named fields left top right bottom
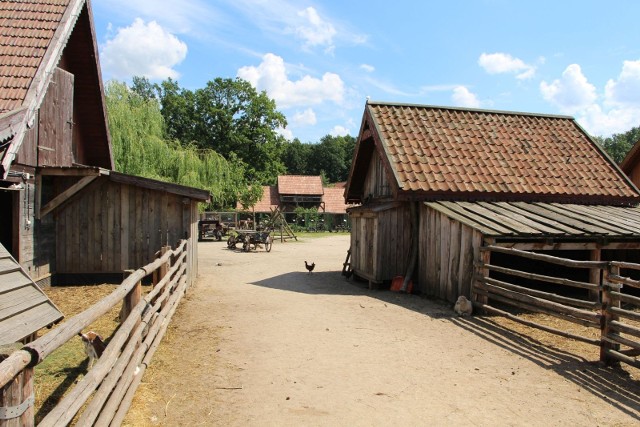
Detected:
left=56, top=179, right=194, bottom=275
left=362, top=151, right=392, bottom=199
left=375, top=205, right=411, bottom=281
left=14, top=119, right=39, bottom=167
left=37, top=67, right=74, bottom=168
left=350, top=204, right=411, bottom=283
left=419, top=203, right=481, bottom=302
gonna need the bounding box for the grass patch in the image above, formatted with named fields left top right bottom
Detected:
left=34, top=284, right=122, bottom=423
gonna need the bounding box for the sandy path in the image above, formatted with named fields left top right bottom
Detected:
left=128, top=234, right=640, bottom=426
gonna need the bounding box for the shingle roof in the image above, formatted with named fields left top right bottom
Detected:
left=0, top=242, right=63, bottom=344
left=248, top=186, right=279, bottom=213
left=348, top=102, right=639, bottom=204
left=0, top=0, right=69, bottom=113
left=427, top=200, right=640, bottom=238
left=322, top=187, right=349, bottom=214
left=277, top=175, right=324, bottom=196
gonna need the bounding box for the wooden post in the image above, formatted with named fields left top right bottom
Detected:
left=601, top=264, right=621, bottom=366
left=589, top=249, right=601, bottom=303
left=0, top=344, right=34, bottom=427
left=158, top=246, right=171, bottom=286
left=120, top=269, right=141, bottom=324
left=473, top=239, right=491, bottom=305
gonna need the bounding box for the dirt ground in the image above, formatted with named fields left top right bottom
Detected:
left=125, top=234, right=640, bottom=426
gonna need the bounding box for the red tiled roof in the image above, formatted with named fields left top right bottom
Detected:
left=0, top=0, right=69, bottom=113
left=247, top=186, right=279, bottom=213
left=349, top=102, right=638, bottom=203
left=321, top=187, right=349, bottom=214
left=277, top=175, right=324, bottom=196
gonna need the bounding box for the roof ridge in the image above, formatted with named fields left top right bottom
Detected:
left=365, top=100, right=575, bottom=120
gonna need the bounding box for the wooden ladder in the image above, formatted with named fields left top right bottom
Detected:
left=342, top=248, right=352, bottom=277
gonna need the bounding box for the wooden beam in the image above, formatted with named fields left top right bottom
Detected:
left=40, top=176, right=97, bottom=218
left=38, top=167, right=104, bottom=176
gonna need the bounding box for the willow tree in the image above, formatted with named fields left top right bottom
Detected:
left=105, top=80, right=250, bottom=208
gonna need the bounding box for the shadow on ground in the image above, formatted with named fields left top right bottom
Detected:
left=250, top=270, right=640, bottom=420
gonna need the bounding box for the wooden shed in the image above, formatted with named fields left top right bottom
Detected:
left=344, top=101, right=640, bottom=301
left=41, top=167, right=209, bottom=284
left=0, top=0, right=210, bottom=340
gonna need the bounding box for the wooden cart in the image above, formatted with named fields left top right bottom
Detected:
left=226, top=230, right=273, bottom=252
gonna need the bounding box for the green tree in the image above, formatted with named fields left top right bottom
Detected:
left=306, top=134, right=356, bottom=182
left=282, top=138, right=312, bottom=175
left=595, top=126, right=640, bottom=163
left=105, top=80, right=250, bottom=208
left=156, top=77, right=287, bottom=184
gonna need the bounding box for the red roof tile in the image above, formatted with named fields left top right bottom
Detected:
left=277, top=175, right=324, bottom=196
left=246, top=186, right=279, bottom=213
left=0, top=0, right=68, bottom=113
left=350, top=102, right=638, bottom=203
left=321, top=187, right=349, bottom=214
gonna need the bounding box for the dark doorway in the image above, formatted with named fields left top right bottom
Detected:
left=0, top=190, right=15, bottom=257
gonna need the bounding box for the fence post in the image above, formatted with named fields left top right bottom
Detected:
left=589, top=249, right=601, bottom=303
left=158, top=246, right=171, bottom=286
left=120, top=269, right=141, bottom=325
left=0, top=344, right=34, bottom=427
left=600, top=264, right=620, bottom=365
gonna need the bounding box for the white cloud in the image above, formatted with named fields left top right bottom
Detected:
left=478, top=52, right=536, bottom=80
left=292, top=108, right=317, bottom=126
left=330, top=125, right=350, bottom=136
left=576, top=104, right=640, bottom=137
left=451, top=86, right=481, bottom=108
left=539, top=64, right=597, bottom=114
left=100, top=19, right=187, bottom=80
left=539, top=61, right=640, bottom=136
left=360, top=64, right=375, bottom=73
left=276, top=127, right=294, bottom=140
left=237, top=53, right=345, bottom=108
left=293, top=7, right=336, bottom=52
left=604, top=60, right=640, bottom=108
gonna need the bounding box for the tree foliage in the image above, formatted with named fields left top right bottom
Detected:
left=594, top=126, right=640, bottom=164
left=282, top=135, right=356, bottom=183
left=155, top=77, right=288, bottom=184
left=105, top=80, right=253, bottom=208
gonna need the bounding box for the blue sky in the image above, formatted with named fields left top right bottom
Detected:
left=92, top=0, right=640, bottom=143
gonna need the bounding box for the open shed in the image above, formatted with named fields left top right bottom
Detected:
left=344, top=101, right=640, bottom=301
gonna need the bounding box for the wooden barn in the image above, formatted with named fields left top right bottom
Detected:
left=344, top=101, right=640, bottom=302
left=0, top=0, right=209, bottom=339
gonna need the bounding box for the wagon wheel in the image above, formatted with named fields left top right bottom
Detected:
left=264, top=236, right=272, bottom=252
left=227, top=235, right=236, bottom=249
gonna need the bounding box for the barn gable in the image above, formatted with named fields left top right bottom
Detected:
left=345, top=101, right=639, bottom=205
left=345, top=101, right=640, bottom=300
left=0, top=0, right=112, bottom=178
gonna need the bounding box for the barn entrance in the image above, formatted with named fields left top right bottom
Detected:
left=0, top=190, right=15, bottom=257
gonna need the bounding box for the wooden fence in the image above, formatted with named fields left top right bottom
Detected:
left=473, top=245, right=640, bottom=369
left=0, top=240, right=190, bottom=426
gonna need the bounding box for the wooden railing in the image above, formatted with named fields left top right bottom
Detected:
left=0, top=240, right=190, bottom=426
left=473, top=245, right=640, bottom=368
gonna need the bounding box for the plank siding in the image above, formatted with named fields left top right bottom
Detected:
left=55, top=179, right=201, bottom=275
left=38, top=68, right=74, bottom=167
left=418, top=204, right=481, bottom=301
left=363, top=151, right=392, bottom=199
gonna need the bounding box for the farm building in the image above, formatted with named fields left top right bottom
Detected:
left=620, top=138, right=640, bottom=188
left=243, top=175, right=352, bottom=231
left=344, top=101, right=640, bottom=301
left=0, top=0, right=209, bottom=341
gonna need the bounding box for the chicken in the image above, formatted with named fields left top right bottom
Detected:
left=305, top=261, right=315, bottom=274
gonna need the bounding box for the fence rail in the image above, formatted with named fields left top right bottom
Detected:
left=473, top=245, right=640, bottom=369
left=0, top=240, right=191, bottom=426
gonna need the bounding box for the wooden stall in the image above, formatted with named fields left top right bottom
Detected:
left=344, top=101, right=640, bottom=302
left=41, top=167, right=209, bottom=285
